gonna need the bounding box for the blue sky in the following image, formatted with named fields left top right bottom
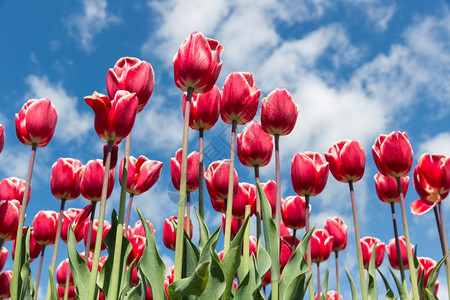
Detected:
left=1, top=0, right=450, bottom=298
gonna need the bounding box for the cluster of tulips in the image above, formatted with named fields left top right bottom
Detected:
left=0, top=30, right=448, bottom=300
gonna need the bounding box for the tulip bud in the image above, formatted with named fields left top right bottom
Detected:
left=162, top=216, right=192, bottom=251
left=360, top=236, right=385, bottom=269
left=325, top=140, right=366, bottom=183
left=205, top=159, right=239, bottom=201
left=291, top=152, right=329, bottom=197
left=119, top=155, right=163, bottom=195
left=61, top=206, right=92, bottom=243
left=211, top=196, right=226, bottom=214
left=0, top=177, right=30, bottom=206
left=261, top=87, right=298, bottom=136
left=84, top=220, right=111, bottom=251
left=58, top=285, right=76, bottom=300
left=323, top=217, right=347, bottom=252
left=15, top=98, right=57, bottom=147
left=56, top=258, right=73, bottom=286
left=0, top=125, right=4, bottom=154
left=51, top=158, right=82, bottom=201
left=416, top=153, right=450, bottom=195
left=33, top=210, right=59, bottom=245
left=310, top=229, right=333, bottom=263
left=232, top=183, right=256, bottom=219
left=418, top=257, right=437, bottom=287
left=170, top=149, right=201, bottom=192
left=0, top=200, right=21, bottom=241
left=280, top=235, right=300, bottom=271
left=237, top=121, right=273, bottom=168
left=386, top=236, right=413, bottom=270
left=281, top=195, right=310, bottom=230
left=0, top=248, right=7, bottom=272
left=260, top=180, right=277, bottom=218
left=80, top=159, right=115, bottom=202
left=0, top=270, right=12, bottom=298
left=182, top=85, right=220, bottom=131
left=127, top=235, right=146, bottom=265
left=374, top=172, right=409, bottom=204
left=133, top=220, right=155, bottom=238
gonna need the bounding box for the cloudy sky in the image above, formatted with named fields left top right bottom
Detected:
left=1, top=0, right=450, bottom=298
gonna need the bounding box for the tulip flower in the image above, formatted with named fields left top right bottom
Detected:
left=107, top=57, right=155, bottom=113
left=323, top=217, right=347, bottom=252
left=33, top=210, right=59, bottom=245
left=0, top=248, right=7, bottom=272
left=182, top=85, right=220, bottom=131
left=418, top=257, right=437, bottom=288
left=56, top=258, right=73, bottom=287
left=0, top=270, right=12, bottom=298
left=222, top=214, right=239, bottom=239
left=280, top=235, right=300, bottom=271
left=387, top=236, right=413, bottom=270
left=15, top=98, right=57, bottom=147
left=315, top=291, right=343, bottom=300
left=163, top=216, right=193, bottom=251
left=232, top=183, right=256, bottom=219
left=237, top=121, right=273, bottom=168
left=50, top=158, right=82, bottom=201
left=325, top=140, right=366, bottom=183
left=360, top=236, right=385, bottom=269
left=261, top=87, right=298, bottom=136
left=310, top=229, right=334, bottom=263
left=291, top=152, right=329, bottom=197
left=61, top=206, right=92, bottom=243
left=12, top=227, right=43, bottom=262
left=127, top=235, right=146, bottom=265
left=281, top=195, right=310, bottom=230
left=375, top=172, right=409, bottom=204
left=84, top=220, right=111, bottom=251
left=104, top=143, right=118, bottom=169
left=261, top=180, right=277, bottom=218
left=133, top=220, right=155, bottom=238
left=205, top=160, right=238, bottom=201
left=0, top=200, right=21, bottom=241
left=211, top=196, right=226, bottom=214
left=84, top=91, right=138, bottom=143
left=58, top=285, right=76, bottom=300
left=171, top=149, right=200, bottom=192
left=120, top=156, right=163, bottom=196
left=0, top=125, right=4, bottom=154
left=80, top=159, right=115, bottom=202
left=0, top=177, right=30, bottom=206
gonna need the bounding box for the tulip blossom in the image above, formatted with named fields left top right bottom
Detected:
left=387, top=236, right=413, bottom=270
left=127, top=235, right=146, bottom=265
left=280, top=235, right=300, bottom=270
left=50, top=158, right=82, bottom=201
left=418, top=257, right=437, bottom=287
left=107, top=57, right=155, bottom=113
left=80, top=159, right=115, bottom=202
left=315, top=291, right=343, bottom=300
left=261, top=180, right=277, bottom=218
left=163, top=216, right=193, bottom=251
left=15, top=98, right=57, bottom=147
left=119, top=155, right=163, bottom=195
left=84, top=91, right=138, bottom=143
left=32, top=210, right=59, bottom=245
left=0, top=270, right=12, bottom=298
left=170, top=149, right=201, bottom=192
left=231, top=183, right=256, bottom=219
left=173, top=31, right=223, bottom=93
left=0, top=248, right=7, bottom=272
left=56, top=258, right=73, bottom=286
left=220, top=72, right=261, bottom=125
left=222, top=214, right=239, bottom=239
left=260, top=87, right=298, bottom=136
left=61, top=206, right=92, bottom=243
left=104, top=143, right=118, bottom=169
left=290, top=152, right=329, bottom=197
left=211, top=196, right=226, bottom=214
left=12, top=227, right=43, bottom=262
left=58, top=285, right=76, bottom=300
left=0, top=177, right=30, bottom=206
left=0, top=200, right=21, bottom=241
left=281, top=195, right=310, bottom=230
left=237, top=121, right=273, bottom=167
left=372, top=131, right=413, bottom=178
left=133, top=220, right=155, bottom=238
left=360, top=236, right=385, bottom=269
left=323, top=217, right=348, bottom=252
left=325, top=140, right=366, bottom=183
left=205, top=160, right=239, bottom=201
left=182, top=85, right=220, bottom=131
left=0, top=125, right=4, bottom=154
left=374, top=172, right=409, bottom=204
left=310, top=229, right=334, bottom=263
left=84, top=220, right=111, bottom=251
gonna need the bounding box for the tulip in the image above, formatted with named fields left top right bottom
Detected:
left=310, top=229, right=334, bottom=263
left=281, top=195, right=310, bottom=230
left=205, top=160, right=238, bottom=201
left=416, top=154, right=450, bottom=194
left=51, top=158, right=82, bottom=201
left=133, top=220, right=155, bottom=238
left=232, top=183, right=256, bottom=219
left=0, top=177, right=30, bottom=206
left=119, top=156, right=163, bottom=196
left=127, top=235, right=146, bottom=265
left=162, top=216, right=193, bottom=251
left=15, top=98, right=57, bottom=147
left=386, top=236, right=413, bottom=270
left=0, top=200, right=21, bottom=241
left=360, top=236, right=385, bottom=269
left=12, top=227, right=43, bottom=262
left=164, top=267, right=174, bottom=299
left=418, top=257, right=437, bottom=287
left=315, top=291, right=343, bottom=300
left=84, top=91, right=138, bottom=143
left=84, top=220, right=111, bottom=251
left=375, top=172, right=409, bottom=204
left=220, top=72, right=261, bottom=125
left=0, top=248, right=7, bottom=272
left=260, top=87, right=298, bottom=136
left=80, top=159, right=115, bottom=202
left=323, top=217, right=347, bottom=252
left=221, top=214, right=239, bottom=239
left=291, top=152, right=329, bottom=197
left=211, top=196, right=226, bottom=214
left=182, top=85, right=220, bottom=131
left=261, top=180, right=277, bottom=218
left=173, top=31, right=223, bottom=94
left=56, top=258, right=73, bottom=287
left=280, top=235, right=300, bottom=271
left=61, top=206, right=92, bottom=243
left=0, top=125, right=4, bottom=154
left=325, top=140, right=366, bottom=183
left=107, top=57, right=155, bottom=113
left=0, top=270, right=12, bottom=298
left=58, top=285, right=76, bottom=300
left=33, top=210, right=59, bottom=245
left=237, top=121, right=273, bottom=168
left=170, top=149, right=200, bottom=192
left=104, top=143, right=118, bottom=169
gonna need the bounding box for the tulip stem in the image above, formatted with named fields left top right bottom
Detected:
left=335, top=251, right=341, bottom=300
left=124, top=193, right=135, bottom=236
left=317, top=263, right=321, bottom=297
left=395, top=177, right=419, bottom=299
left=45, top=199, right=67, bottom=300
left=173, top=87, right=193, bottom=281
left=390, top=202, right=405, bottom=283
left=254, top=165, right=262, bottom=250
left=274, top=134, right=282, bottom=299
left=186, top=192, right=191, bottom=235
left=0, top=240, right=4, bottom=251
left=292, top=229, right=297, bottom=250
left=348, top=181, right=368, bottom=300
left=438, top=202, right=450, bottom=300
left=305, top=194, right=315, bottom=300
left=11, top=143, right=36, bottom=300
left=34, top=245, right=46, bottom=300
left=433, top=206, right=445, bottom=255
left=84, top=201, right=97, bottom=264
left=87, top=140, right=114, bottom=300
left=224, top=120, right=237, bottom=255
left=64, top=263, right=71, bottom=300
left=199, top=128, right=204, bottom=219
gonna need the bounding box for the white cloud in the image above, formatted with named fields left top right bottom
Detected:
left=418, top=132, right=450, bottom=157
left=364, top=3, right=396, bottom=31
left=67, top=0, right=121, bottom=53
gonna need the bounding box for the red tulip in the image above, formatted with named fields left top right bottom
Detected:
left=0, top=199, right=21, bottom=241
left=418, top=257, right=437, bottom=287
left=15, top=98, right=57, bottom=147
left=360, top=236, right=385, bottom=269
left=162, top=216, right=192, bottom=251
left=280, top=235, right=300, bottom=270
left=222, top=214, right=239, bottom=239
left=0, top=270, right=12, bottom=298
left=315, top=291, right=343, bottom=300
left=411, top=166, right=449, bottom=215
left=281, top=195, right=310, bottom=230
left=211, top=196, right=226, bottom=214
left=133, top=220, right=155, bottom=238
left=182, top=85, right=220, bottom=131
left=310, top=229, right=333, bottom=263
left=220, top=72, right=261, bottom=125
left=372, top=131, right=413, bottom=178
left=248, top=236, right=257, bottom=258
left=0, top=248, right=7, bottom=272
left=205, top=160, right=239, bottom=201
left=104, top=143, right=118, bottom=169
left=164, top=266, right=174, bottom=299
left=291, top=152, right=329, bottom=197
left=145, top=284, right=153, bottom=300
left=260, top=87, right=298, bottom=136
left=56, top=258, right=73, bottom=286
left=260, top=180, right=276, bottom=218
left=325, top=140, right=366, bottom=183
left=13, top=227, right=43, bottom=262
left=58, top=285, right=76, bottom=300
left=127, top=235, right=146, bottom=265
left=119, top=155, right=163, bottom=195
left=173, top=31, right=223, bottom=93
left=84, top=220, right=111, bottom=251
left=374, top=172, right=409, bottom=204
left=0, top=177, right=30, bottom=206
left=170, top=149, right=201, bottom=192
left=323, top=217, right=347, bottom=252
left=51, top=158, right=82, bottom=201
left=107, top=57, right=155, bottom=113
left=80, top=159, right=115, bottom=202
left=33, top=210, right=59, bottom=245
left=84, top=91, right=138, bottom=143
left=280, top=221, right=292, bottom=237
left=386, top=236, right=413, bottom=270
left=61, top=205, right=92, bottom=243
left=416, top=154, right=450, bottom=194
left=0, top=125, right=4, bottom=154
left=237, top=121, right=273, bottom=167
left=232, top=183, right=256, bottom=219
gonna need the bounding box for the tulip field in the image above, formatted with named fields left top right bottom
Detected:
left=0, top=30, right=449, bottom=300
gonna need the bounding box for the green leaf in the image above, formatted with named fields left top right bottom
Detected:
left=426, top=250, right=449, bottom=294
left=168, top=261, right=210, bottom=299
left=345, top=267, right=360, bottom=300
left=388, top=268, right=407, bottom=299
left=284, top=273, right=311, bottom=300
left=256, top=245, right=271, bottom=282
left=48, top=268, right=59, bottom=300
left=183, top=230, right=200, bottom=277
left=368, top=245, right=378, bottom=300
left=423, top=288, right=436, bottom=300
left=124, top=282, right=145, bottom=300
left=235, top=254, right=260, bottom=298
left=19, top=229, right=33, bottom=300
left=377, top=268, right=396, bottom=300
left=196, top=208, right=211, bottom=252
left=320, top=269, right=329, bottom=300
left=137, top=207, right=167, bottom=300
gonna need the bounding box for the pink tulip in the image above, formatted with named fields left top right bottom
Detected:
left=416, top=154, right=450, bottom=194
left=221, top=214, right=239, bottom=239
left=56, top=258, right=73, bottom=287
left=386, top=236, right=413, bottom=270
left=237, top=121, right=273, bottom=167
left=107, top=57, right=155, bottom=113
left=281, top=195, right=310, bottom=230
left=360, top=236, right=385, bottom=269
left=211, top=196, right=226, bottom=214
left=325, top=140, right=366, bottom=183
left=323, top=217, right=348, bottom=252
left=374, top=172, right=409, bottom=204
left=261, top=87, right=298, bottom=136
left=310, top=229, right=333, bottom=263
left=15, top=98, right=57, bottom=147
left=315, top=291, right=343, bottom=300
left=231, top=183, right=256, bottom=219
left=61, top=205, right=92, bottom=243
left=162, top=216, right=192, bottom=251
left=84, top=220, right=111, bottom=251
left=205, top=160, right=239, bottom=201
left=291, top=152, right=329, bottom=197
left=32, top=210, right=59, bottom=245
left=80, top=159, right=115, bottom=202
left=51, top=158, right=82, bottom=201
left=0, top=177, right=30, bottom=206
left=0, top=270, right=12, bottom=298
left=418, top=257, right=437, bottom=287
left=0, top=248, right=7, bottom=272
left=119, top=155, right=163, bottom=195
left=127, top=235, right=146, bottom=265
left=260, top=180, right=276, bottom=218
left=182, top=85, right=220, bottom=131
left=0, top=125, right=4, bottom=154
left=0, top=200, right=21, bottom=241
left=372, top=131, right=413, bottom=178
left=58, top=285, right=76, bottom=300
left=173, top=31, right=223, bottom=93
left=170, top=149, right=201, bottom=192
left=220, top=72, right=261, bottom=125
left=133, top=220, right=155, bottom=238
left=280, top=235, right=300, bottom=270
left=84, top=91, right=138, bottom=143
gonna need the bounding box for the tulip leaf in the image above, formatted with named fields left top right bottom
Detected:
left=256, top=245, right=271, bottom=281
left=376, top=268, right=396, bottom=300
left=320, top=269, right=329, bottom=300
left=137, top=207, right=167, bottom=300
left=120, top=257, right=137, bottom=297
left=345, top=267, right=360, bottom=300
left=183, top=230, right=200, bottom=277
left=48, top=268, right=59, bottom=300
left=368, top=245, right=378, bottom=300
left=195, top=207, right=211, bottom=252
left=124, top=282, right=145, bottom=300
left=388, top=268, right=407, bottom=299
left=423, top=288, right=436, bottom=300
left=168, top=261, right=210, bottom=299
left=235, top=254, right=260, bottom=298
left=426, top=250, right=448, bottom=294
left=18, top=229, right=33, bottom=300
left=284, top=273, right=311, bottom=300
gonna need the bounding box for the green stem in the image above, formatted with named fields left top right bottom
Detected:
left=274, top=134, right=282, bottom=300
left=124, top=193, right=134, bottom=236
left=87, top=140, right=114, bottom=300
left=390, top=202, right=405, bottom=283
left=223, top=120, right=237, bottom=255
left=186, top=192, right=191, bottom=235
left=11, top=143, right=36, bottom=300
left=254, top=165, right=262, bottom=250
left=335, top=251, right=340, bottom=300
left=64, top=263, right=71, bottom=300
left=173, top=87, right=193, bottom=281
left=84, top=201, right=97, bottom=264
left=437, top=202, right=450, bottom=300
left=317, top=263, right=321, bottom=297
left=242, top=205, right=251, bottom=276
left=433, top=206, right=445, bottom=255
left=292, top=229, right=297, bottom=250
left=305, top=194, right=315, bottom=300
left=396, top=177, right=419, bottom=299
left=199, top=128, right=204, bottom=219
left=34, top=245, right=46, bottom=300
